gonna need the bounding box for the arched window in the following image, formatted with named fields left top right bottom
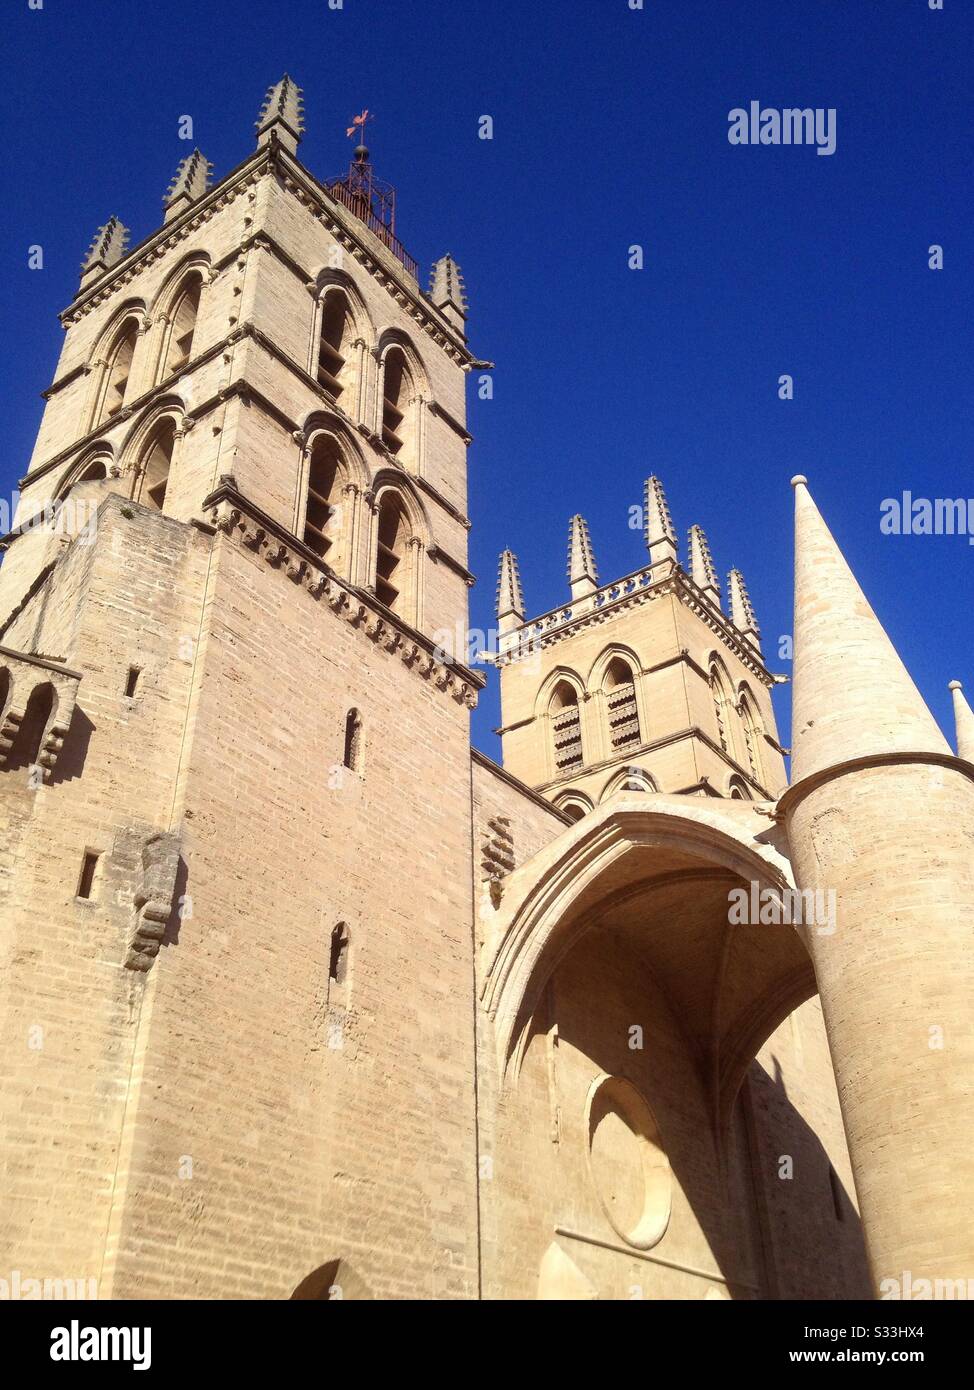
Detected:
left=550, top=681, right=583, bottom=775
left=374, top=493, right=410, bottom=614
left=555, top=794, right=591, bottom=823
left=138, top=421, right=176, bottom=512
left=5, top=682, right=54, bottom=774
left=604, top=657, right=641, bottom=752
left=739, top=690, right=762, bottom=783
left=343, top=708, right=361, bottom=771
left=303, top=436, right=344, bottom=565
left=317, top=291, right=353, bottom=402
left=161, top=274, right=202, bottom=379
left=98, top=321, right=139, bottom=424
left=380, top=347, right=415, bottom=463
left=710, top=663, right=730, bottom=752
left=56, top=458, right=109, bottom=502
left=728, top=776, right=751, bottom=801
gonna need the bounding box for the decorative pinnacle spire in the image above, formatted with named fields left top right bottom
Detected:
left=688, top=525, right=721, bottom=607
left=948, top=681, right=974, bottom=763
left=790, top=475, right=948, bottom=783
left=79, top=217, right=130, bottom=288
left=643, top=476, right=677, bottom=569
left=164, top=149, right=213, bottom=223
left=429, top=254, right=468, bottom=334
left=496, top=549, right=525, bottom=634
left=567, top=515, right=598, bottom=600
left=255, top=74, right=305, bottom=153
left=728, top=568, right=761, bottom=651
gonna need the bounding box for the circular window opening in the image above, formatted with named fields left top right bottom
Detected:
left=585, top=1074, right=671, bottom=1250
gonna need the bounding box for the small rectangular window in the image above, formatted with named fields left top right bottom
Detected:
left=124, top=667, right=140, bottom=698
left=76, top=851, right=100, bottom=901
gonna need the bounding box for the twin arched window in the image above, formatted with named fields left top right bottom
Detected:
left=90, top=269, right=204, bottom=431
left=298, top=432, right=421, bottom=623
left=548, top=658, right=642, bottom=780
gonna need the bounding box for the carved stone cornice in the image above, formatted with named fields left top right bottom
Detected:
left=200, top=478, right=484, bottom=707
left=428, top=544, right=475, bottom=586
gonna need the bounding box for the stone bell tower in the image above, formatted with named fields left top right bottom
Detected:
left=0, top=75, right=485, bottom=1299
left=493, top=476, right=787, bottom=816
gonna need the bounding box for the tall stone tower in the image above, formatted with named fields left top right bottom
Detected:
left=494, top=478, right=787, bottom=816
left=0, top=77, right=484, bottom=1298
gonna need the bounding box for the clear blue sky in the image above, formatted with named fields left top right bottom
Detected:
left=2, top=0, right=971, bottom=761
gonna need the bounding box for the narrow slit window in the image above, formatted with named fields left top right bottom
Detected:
left=124, top=667, right=141, bottom=698
left=343, top=709, right=361, bottom=771
left=77, top=851, right=100, bottom=901
left=329, top=923, right=349, bottom=986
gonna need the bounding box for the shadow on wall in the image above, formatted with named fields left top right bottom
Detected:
left=49, top=705, right=95, bottom=785
left=742, top=1053, right=871, bottom=1300
left=290, top=1258, right=374, bottom=1301
left=513, top=929, right=870, bottom=1301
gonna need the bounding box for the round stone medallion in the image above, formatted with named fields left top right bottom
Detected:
left=585, top=1074, right=671, bottom=1250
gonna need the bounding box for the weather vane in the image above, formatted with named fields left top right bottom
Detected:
left=346, top=108, right=373, bottom=141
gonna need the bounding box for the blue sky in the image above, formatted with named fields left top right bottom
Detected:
left=2, top=0, right=971, bottom=760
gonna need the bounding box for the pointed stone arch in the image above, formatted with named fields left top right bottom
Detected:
left=736, top=681, right=765, bottom=788
left=600, top=765, right=658, bottom=800
left=706, top=651, right=737, bottom=760
left=121, top=401, right=185, bottom=513
left=480, top=795, right=816, bottom=1148
left=54, top=444, right=116, bottom=502
left=589, top=644, right=645, bottom=760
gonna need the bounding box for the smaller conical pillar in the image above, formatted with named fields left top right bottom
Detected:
left=949, top=681, right=974, bottom=762
left=255, top=75, right=305, bottom=154
left=79, top=217, right=129, bottom=290
left=496, top=549, right=525, bottom=635
left=727, top=567, right=761, bottom=653
left=643, top=476, right=677, bottom=572
left=566, top=515, right=598, bottom=601
left=688, top=524, right=721, bottom=608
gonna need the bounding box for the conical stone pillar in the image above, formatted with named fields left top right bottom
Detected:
left=778, top=476, right=974, bottom=1294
